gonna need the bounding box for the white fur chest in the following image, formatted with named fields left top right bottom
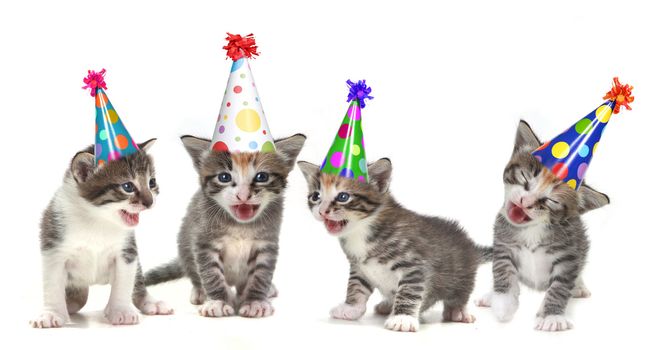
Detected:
left=218, top=227, right=256, bottom=287
left=515, top=224, right=557, bottom=290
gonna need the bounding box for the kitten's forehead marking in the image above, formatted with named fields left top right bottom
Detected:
left=231, top=153, right=257, bottom=178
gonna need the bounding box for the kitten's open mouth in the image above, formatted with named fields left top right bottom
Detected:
left=120, top=210, right=140, bottom=227
left=324, top=219, right=348, bottom=234
left=507, top=202, right=531, bottom=224
left=231, top=204, right=260, bottom=221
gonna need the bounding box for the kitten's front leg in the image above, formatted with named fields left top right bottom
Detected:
left=384, top=266, right=426, bottom=332
left=488, top=244, right=520, bottom=322
left=534, top=260, right=580, bottom=332
left=30, top=254, right=69, bottom=328
left=195, top=243, right=234, bottom=317
left=105, top=256, right=140, bottom=325
left=238, top=242, right=279, bottom=318
left=331, top=264, right=373, bottom=321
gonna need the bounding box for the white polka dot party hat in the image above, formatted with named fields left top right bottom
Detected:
left=210, top=33, right=275, bottom=153
left=531, top=77, right=634, bottom=190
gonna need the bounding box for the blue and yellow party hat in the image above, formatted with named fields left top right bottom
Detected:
left=532, top=77, right=634, bottom=190
left=83, top=69, right=139, bottom=166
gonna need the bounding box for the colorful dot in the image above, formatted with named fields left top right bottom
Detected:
left=108, top=151, right=121, bottom=161
left=261, top=141, right=275, bottom=153
left=340, top=168, right=354, bottom=178
left=218, top=125, right=225, bottom=134
left=551, top=142, right=570, bottom=159
left=227, top=102, right=231, bottom=107
left=330, top=152, right=345, bottom=168
left=235, top=109, right=261, bottom=132
left=577, top=162, right=588, bottom=179
left=578, top=144, right=590, bottom=157
left=551, top=163, right=568, bottom=180
left=243, top=101, right=248, bottom=106
left=235, top=136, right=241, bottom=142
left=107, top=109, right=119, bottom=124
left=358, top=175, right=366, bottom=182
left=224, top=115, right=229, bottom=120
left=95, top=93, right=108, bottom=108
left=535, top=155, right=542, bottom=162
left=212, top=141, right=229, bottom=152
left=255, top=97, right=259, bottom=101
left=99, top=129, right=108, bottom=141
left=593, top=142, right=599, bottom=155
left=114, top=134, right=129, bottom=150
left=574, top=118, right=594, bottom=135
left=98, top=159, right=105, bottom=166
left=262, top=130, right=267, bottom=135
left=338, top=124, right=352, bottom=139
left=94, top=143, right=101, bottom=155
left=233, top=85, right=242, bottom=94
left=596, top=105, right=612, bottom=123
left=351, top=144, right=361, bottom=156
left=240, top=73, right=246, bottom=79
left=566, top=179, right=577, bottom=190
left=347, top=105, right=361, bottom=120
left=358, top=158, right=367, bottom=173
left=249, top=141, right=258, bottom=150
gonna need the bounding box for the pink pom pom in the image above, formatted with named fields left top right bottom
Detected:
left=82, top=69, right=107, bottom=97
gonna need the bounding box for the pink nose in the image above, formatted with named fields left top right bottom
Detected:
left=520, top=195, right=536, bottom=208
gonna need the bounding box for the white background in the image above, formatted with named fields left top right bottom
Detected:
left=1, top=0, right=660, bottom=348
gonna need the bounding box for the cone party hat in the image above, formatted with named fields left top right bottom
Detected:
left=83, top=69, right=140, bottom=167
left=320, top=80, right=374, bottom=182
left=532, top=77, right=634, bottom=190
left=210, top=33, right=275, bottom=153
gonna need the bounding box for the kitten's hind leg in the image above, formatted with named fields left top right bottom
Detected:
left=374, top=298, right=393, bottom=316
left=571, top=277, right=591, bottom=298
left=65, top=286, right=88, bottom=314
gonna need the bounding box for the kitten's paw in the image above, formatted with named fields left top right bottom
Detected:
left=571, top=285, right=592, bottom=298
left=535, top=315, right=573, bottom=332
left=267, top=284, right=279, bottom=299
left=374, top=300, right=393, bottom=316
left=104, top=305, right=140, bottom=325
left=190, top=287, right=206, bottom=305
left=139, top=299, right=173, bottom=315
left=330, top=303, right=366, bottom=321
left=491, top=293, right=519, bottom=322
left=199, top=300, right=234, bottom=317
left=30, top=310, right=68, bottom=328
left=442, top=307, right=476, bottom=323
left=384, top=315, right=420, bottom=332
left=475, top=291, right=493, bottom=307
left=239, top=300, right=274, bottom=318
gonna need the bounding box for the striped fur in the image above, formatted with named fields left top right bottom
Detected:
left=298, top=158, right=491, bottom=332
left=145, top=134, right=305, bottom=318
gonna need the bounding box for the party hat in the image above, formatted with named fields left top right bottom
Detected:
left=532, top=77, right=634, bottom=190
left=210, top=33, right=275, bottom=153
left=82, top=69, right=140, bottom=166
left=320, top=80, right=374, bottom=182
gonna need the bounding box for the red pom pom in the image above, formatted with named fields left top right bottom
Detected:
left=82, top=69, right=107, bottom=97
left=603, top=77, right=634, bottom=114
left=223, top=33, right=259, bottom=61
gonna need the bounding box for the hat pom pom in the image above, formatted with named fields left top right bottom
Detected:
left=223, top=33, right=259, bottom=61
left=603, top=77, right=634, bottom=114
left=346, top=79, right=374, bottom=108
left=82, top=69, right=107, bottom=97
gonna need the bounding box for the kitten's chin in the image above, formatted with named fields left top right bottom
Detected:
left=119, top=210, right=140, bottom=227
left=324, top=219, right=348, bottom=235
left=230, top=204, right=260, bottom=222
left=506, top=202, right=532, bottom=225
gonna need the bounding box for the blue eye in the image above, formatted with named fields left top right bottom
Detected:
left=255, top=172, right=269, bottom=183
left=121, top=182, right=135, bottom=193
left=311, top=191, right=321, bottom=202
left=336, top=192, right=350, bottom=202
left=218, top=172, right=232, bottom=183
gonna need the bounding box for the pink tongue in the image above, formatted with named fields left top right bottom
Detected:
left=235, top=204, right=255, bottom=220
left=325, top=220, right=343, bottom=234
left=508, top=205, right=528, bottom=224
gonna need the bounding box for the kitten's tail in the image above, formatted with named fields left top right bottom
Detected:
left=475, top=245, right=493, bottom=264
left=144, top=259, right=184, bottom=286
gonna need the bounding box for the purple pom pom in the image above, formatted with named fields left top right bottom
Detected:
left=346, top=79, right=374, bottom=108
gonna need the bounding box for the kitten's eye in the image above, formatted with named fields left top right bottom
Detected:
left=310, top=191, right=321, bottom=202
left=121, top=182, right=135, bottom=193
left=218, top=172, right=232, bottom=183
left=520, top=170, right=530, bottom=190
left=336, top=192, right=350, bottom=202
left=149, top=178, right=157, bottom=189
left=254, top=172, right=269, bottom=183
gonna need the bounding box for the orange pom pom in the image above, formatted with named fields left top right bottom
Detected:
left=603, top=77, right=634, bottom=114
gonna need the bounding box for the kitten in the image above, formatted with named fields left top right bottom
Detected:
left=144, top=134, right=305, bottom=318
left=30, top=140, right=172, bottom=328
left=475, top=120, right=609, bottom=332
left=297, top=158, right=492, bottom=332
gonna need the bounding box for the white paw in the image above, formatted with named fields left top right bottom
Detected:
left=442, top=307, right=476, bottom=323
left=239, top=300, right=274, bottom=318
left=571, top=285, right=592, bottom=298
left=535, top=315, right=573, bottom=332
left=30, top=310, right=68, bottom=328
left=199, top=300, right=234, bottom=317
left=190, top=287, right=206, bottom=305
left=330, top=303, right=366, bottom=321
left=475, top=291, right=493, bottom=307
left=139, top=299, right=173, bottom=315
left=374, top=300, right=393, bottom=316
left=384, top=314, right=420, bottom=332
left=491, top=293, right=519, bottom=322
left=104, top=305, right=140, bottom=325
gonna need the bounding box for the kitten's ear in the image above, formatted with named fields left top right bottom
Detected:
left=181, top=135, right=211, bottom=169
left=578, top=183, right=610, bottom=214
left=138, top=138, right=157, bottom=152
left=70, top=151, right=95, bottom=183
left=513, top=120, right=542, bottom=154
left=297, top=161, right=320, bottom=189
left=275, top=134, right=307, bottom=169
left=367, top=158, right=392, bottom=194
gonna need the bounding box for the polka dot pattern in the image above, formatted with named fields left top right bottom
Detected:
left=320, top=99, right=369, bottom=181
left=531, top=100, right=615, bottom=191
left=94, top=89, right=139, bottom=165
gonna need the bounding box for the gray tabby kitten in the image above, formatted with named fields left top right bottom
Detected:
left=298, top=158, right=492, bottom=332
left=145, top=134, right=305, bottom=318
left=30, top=140, right=172, bottom=328
left=475, top=121, right=609, bottom=332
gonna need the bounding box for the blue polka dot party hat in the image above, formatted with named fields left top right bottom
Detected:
left=82, top=69, right=140, bottom=167
left=320, top=80, right=373, bottom=182
left=210, top=33, right=275, bottom=153
left=532, top=77, right=634, bottom=190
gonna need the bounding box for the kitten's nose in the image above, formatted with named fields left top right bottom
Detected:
left=140, top=192, right=153, bottom=209
left=236, top=193, right=252, bottom=202
left=520, top=195, right=535, bottom=208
